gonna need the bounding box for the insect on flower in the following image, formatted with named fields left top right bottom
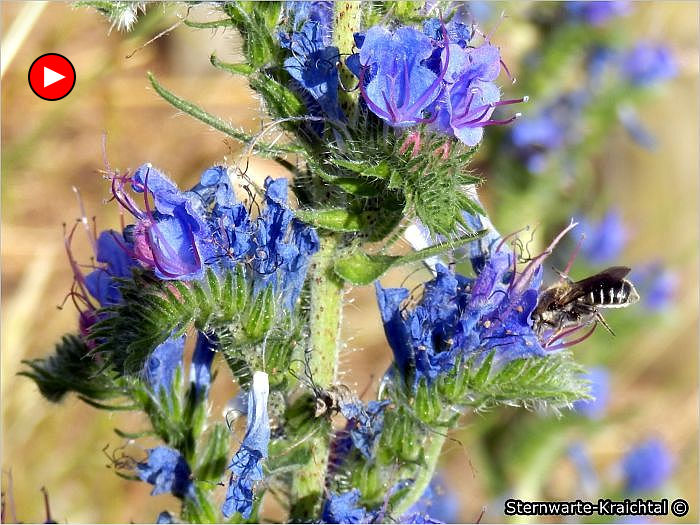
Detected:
left=532, top=266, right=640, bottom=346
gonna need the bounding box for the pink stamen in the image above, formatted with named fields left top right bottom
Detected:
left=562, top=234, right=586, bottom=279
left=399, top=131, right=422, bottom=157
left=433, top=141, right=451, bottom=160
left=545, top=323, right=597, bottom=351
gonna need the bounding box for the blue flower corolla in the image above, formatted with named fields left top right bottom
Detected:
left=572, top=367, right=610, bottom=419
left=84, top=230, right=137, bottom=307
left=577, top=210, right=629, bottom=265
left=338, top=399, right=391, bottom=460
left=377, top=222, right=577, bottom=388
left=280, top=20, right=344, bottom=124
left=566, top=1, right=631, bottom=26
left=137, top=446, right=194, bottom=499
left=190, top=331, right=217, bottom=399
left=144, top=332, right=185, bottom=395
left=251, top=177, right=320, bottom=310
left=510, top=114, right=564, bottom=173
left=285, top=1, right=332, bottom=40
left=111, top=164, right=212, bottom=280
left=322, top=489, right=375, bottom=524
left=401, top=475, right=458, bottom=524
left=222, top=371, right=270, bottom=519
left=631, top=263, right=678, bottom=312
left=621, top=42, right=677, bottom=86
left=357, top=26, right=448, bottom=127
left=620, top=439, right=675, bottom=494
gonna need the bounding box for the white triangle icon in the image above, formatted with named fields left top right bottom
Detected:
left=44, top=66, right=65, bottom=88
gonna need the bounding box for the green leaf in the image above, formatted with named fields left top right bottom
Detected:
left=295, top=208, right=364, bottom=232
left=147, top=72, right=301, bottom=156
left=210, top=53, right=254, bottom=76
left=194, top=424, right=230, bottom=482
left=333, top=230, right=487, bottom=285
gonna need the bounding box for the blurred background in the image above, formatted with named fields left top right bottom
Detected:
left=1, top=1, right=697, bottom=523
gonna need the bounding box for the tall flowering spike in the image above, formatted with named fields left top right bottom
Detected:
left=322, top=489, right=374, bottom=524
left=620, top=439, right=675, bottom=494
left=222, top=371, right=270, bottom=519
left=111, top=163, right=212, bottom=281
left=189, top=332, right=217, bottom=399
left=621, top=42, right=677, bottom=87
left=572, top=367, right=610, bottom=419
left=144, top=333, right=185, bottom=395
left=137, top=446, right=194, bottom=499
left=577, top=210, right=629, bottom=265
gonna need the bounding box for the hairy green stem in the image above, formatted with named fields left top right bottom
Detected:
left=290, top=234, right=345, bottom=518
left=333, top=1, right=363, bottom=112
left=391, top=428, right=448, bottom=518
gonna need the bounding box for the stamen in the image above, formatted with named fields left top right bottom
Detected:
left=545, top=323, right=597, bottom=350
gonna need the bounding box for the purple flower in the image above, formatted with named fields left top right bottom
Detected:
left=402, top=475, right=458, bottom=524
left=111, top=164, right=212, bottom=280
left=322, top=489, right=374, bottom=524
left=566, top=1, right=631, bottom=26
left=144, top=333, right=185, bottom=395
left=189, top=332, right=216, bottom=399
left=510, top=114, right=564, bottom=173
left=577, top=210, right=629, bottom=265
left=621, top=439, right=675, bottom=493
left=357, top=26, right=447, bottom=127
left=621, top=42, right=677, bottom=86
left=137, top=446, right=194, bottom=499
left=222, top=371, right=270, bottom=519
left=156, top=511, right=175, bottom=524
left=573, top=367, right=610, bottom=419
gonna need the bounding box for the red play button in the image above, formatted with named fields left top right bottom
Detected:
left=28, top=53, right=76, bottom=101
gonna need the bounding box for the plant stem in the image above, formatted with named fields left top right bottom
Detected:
left=290, top=234, right=345, bottom=519
left=390, top=428, right=448, bottom=518
left=333, top=1, right=363, bottom=112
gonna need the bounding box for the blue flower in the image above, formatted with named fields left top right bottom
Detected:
left=280, top=18, right=344, bottom=124
left=510, top=114, right=564, bottom=173
left=84, top=230, right=137, bottom=306
left=357, top=26, right=447, bottom=127
left=621, top=439, right=675, bottom=493
left=577, top=210, right=629, bottom=265
left=568, top=443, right=599, bottom=496
left=377, top=221, right=578, bottom=389
left=137, top=446, right=194, bottom=499
left=573, top=367, right=610, bottom=419
left=222, top=371, right=270, bottom=519
left=338, top=399, right=391, bottom=460
left=144, top=333, right=185, bottom=395
left=251, top=177, right=320, bottom=310
left=631, top=263, right=678, bottom=312
left=566, top=1, right=631, bottom=26
left=621, top=42, right=677, bottom=86
left=322, top=489, right=375, bottom=524
left=189, top=332, right=217, bottom=399
left=111, top=164, right=212, bottom=280
left=402, top=475, right=458, bottom=524
left=285, top=1, right=332, bottom=39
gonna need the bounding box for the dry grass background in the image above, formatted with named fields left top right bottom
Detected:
left=1, top=1, right=698, bottom=523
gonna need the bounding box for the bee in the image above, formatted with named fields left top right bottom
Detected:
left=533, top=266, right=640, bottom=345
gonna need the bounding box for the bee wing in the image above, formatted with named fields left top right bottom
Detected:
left=559, top=267, right=632, bottom=305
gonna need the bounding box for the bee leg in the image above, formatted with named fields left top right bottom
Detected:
left=595, top=311, right=616, bottom=336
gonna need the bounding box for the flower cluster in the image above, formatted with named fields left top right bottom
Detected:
left=345, top=18, right=523, bottom=146
left=377, top=218, right=577, bottom=390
